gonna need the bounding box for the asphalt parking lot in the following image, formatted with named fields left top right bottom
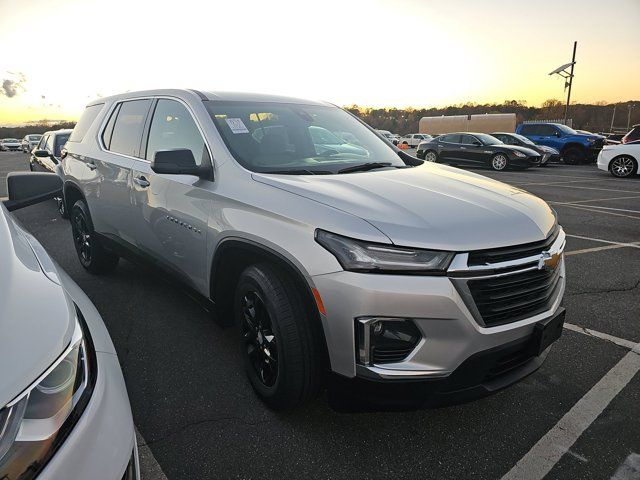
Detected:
left=3, top=149, right=639, bottom=479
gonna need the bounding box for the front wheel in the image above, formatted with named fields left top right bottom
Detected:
left=70, top=200, right=119, bottom=273
left=235, top=263, right=322, bottom=410
left=562, top=147, right=585, bottom=165
left=490, top=153, right=508, bottom=171
left=610, top=155, right=638, bottom=178
left=424, top=150, right=438, bottom=162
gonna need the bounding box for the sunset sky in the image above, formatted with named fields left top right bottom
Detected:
left=0, top=0, right=638, bottom=125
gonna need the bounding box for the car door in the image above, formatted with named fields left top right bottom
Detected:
left=459, top=134, right=485, bottom=165
left=537, top=124, right=564, bottom=150
left=90, top=99, right=152, bottom=243
left=519, top=124, right=542, bottom=144
left=437, top=134, right=462, bottom=162
left=130, top=97, right=212, bottom=292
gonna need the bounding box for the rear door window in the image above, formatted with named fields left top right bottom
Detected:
left=537, top=124, right=557, bottom=136
left=441, top=134, right=461, bottom=143
left=68, top=103, right=104, bottom=142
left=519, top=125, right=537, bottom=135
left=108, top=99, right=152, bottom=157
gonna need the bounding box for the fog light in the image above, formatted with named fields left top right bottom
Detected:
left=355, top=318, right=421, bottom=365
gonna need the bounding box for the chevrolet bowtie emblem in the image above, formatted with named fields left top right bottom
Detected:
left=538, top=250, right=561, bottom=271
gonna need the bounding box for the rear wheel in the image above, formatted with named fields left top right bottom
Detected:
left=490, top=153, right=508, bottom=171
left=562, top=146, right=585, bottom=165
left=235, top=263, right=322, bottom=410
left=609, top=155, right=638, bottom=178
left=424, top=150, right=438, bottom=162
left=70, top=200, right=119, bottom=274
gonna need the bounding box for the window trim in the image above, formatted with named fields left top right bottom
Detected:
left=97, top=95, right=213, bottom=169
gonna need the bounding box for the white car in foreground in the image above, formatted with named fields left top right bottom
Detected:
left=597, top=142, right=639, bottom=178
left=1, top=173, right=138, bottom=479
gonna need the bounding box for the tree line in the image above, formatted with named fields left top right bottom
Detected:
left=0, top=122, right=76, bottom=140
left=346, top=100, right=639, bottom=135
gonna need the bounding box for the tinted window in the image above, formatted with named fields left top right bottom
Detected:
left=537, top=124, right=558, bottom=136
left=69, top=104, right=104, bottom=142
left=54, top=133, right=70, bottom=157
left=460, top=134, right=478, bottom=144
left=519, top=124, right=537, bottom=135
left=37, top=135, right=49, bottom=150
left=146, top=99, right=208, bottom=166
left=627, top=126, right=640, bottom=141
left=441, top=134, right=461, bottom=143
left=109, top=99, right=152, bottom=157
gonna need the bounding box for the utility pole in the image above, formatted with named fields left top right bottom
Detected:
left=628, top=104, right=635, bottom=130
left=564, top=41, right=577, bottom=126
left=549, top=41, right=577, bottom=127
left=610, top=104, right=617, bottom=132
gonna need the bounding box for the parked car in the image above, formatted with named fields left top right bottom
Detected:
left=398, top=133, right=432, bottom=148
left=62, top=89, right=566, bottom=410
left=491, top=132, right=560, bottom=166
left=30, top=129, right=72, bottom=217
left=416, top=132, right=541, bottom=170
left=597, top=141, right=639, bottom=178
left=1, top=172, right=138, bottom=479
left=376, top=129, right=399, bottom=145
left=21, top=134, right=42, bottom=153
left=622, top=124, right=640, bottom=144
left=0, top=138, right=22, bottom=151
left=516, top=123, right=606, bottom=164
left=29, top=129, right=72, bottom=174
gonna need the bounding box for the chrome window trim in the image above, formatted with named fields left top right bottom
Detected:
left=96, top=95, right=214, bottom=168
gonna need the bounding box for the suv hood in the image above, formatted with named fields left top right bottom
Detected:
left=0, top=206, right=74, bottom=407
left=253, top=163, right=555, bottom=251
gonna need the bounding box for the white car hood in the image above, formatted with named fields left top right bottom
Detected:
left=253, top=162, right=556, bottom=251
left=0, top=205, right=74, bottom=407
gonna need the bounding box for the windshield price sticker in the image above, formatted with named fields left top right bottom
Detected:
left=225, top=118, right=249, bottom=134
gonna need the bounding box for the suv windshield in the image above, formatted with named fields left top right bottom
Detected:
left=28, top=135, right=42, bottom=141
left=207, top=102, right=405, bottom=174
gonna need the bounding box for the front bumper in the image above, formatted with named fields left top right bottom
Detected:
left=313, top=229, right=566, bottom=395
left=38, top=267, right=139, bottom=480
left=329, top=309, right=563, bottom=409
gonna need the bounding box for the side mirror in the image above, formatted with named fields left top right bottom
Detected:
left=151, top=149, right=201, bottom=176
left=554, top=131, right=562, bottom=137
left=4, top=172, right=62, bottom=211
left=34, top=149, right=50, bottom=158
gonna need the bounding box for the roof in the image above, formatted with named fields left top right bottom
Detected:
left=87, top=88, right=329, bottom=107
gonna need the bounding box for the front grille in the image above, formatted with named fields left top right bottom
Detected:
left=467, top=265, right=562, bottom=327
left=468, top=226, right=558, bottom=266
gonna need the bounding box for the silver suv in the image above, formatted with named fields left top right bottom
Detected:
left=62, top=89, right=566, bottom=410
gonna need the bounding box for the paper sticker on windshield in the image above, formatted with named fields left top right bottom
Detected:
left=225, top=118, right=249, bottom=134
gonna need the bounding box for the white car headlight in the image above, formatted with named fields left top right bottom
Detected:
left=0, top=312, right=94, bottom=480
left=315, top=230, right=453, bottom=274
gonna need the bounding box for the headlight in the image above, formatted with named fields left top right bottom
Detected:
left=0, top=312, right=94, bottom=480
left=512, top=150, right=526, bottom=158
left=315, top=230, right=453, bottom=274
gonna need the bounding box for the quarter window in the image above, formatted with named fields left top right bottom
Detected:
left=68, top=104, right=104, bottom=142
left=108, top=99, right=152, bottom=157
left=146, top=99, right=209, bottom=166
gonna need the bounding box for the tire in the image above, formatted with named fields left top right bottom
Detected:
left=609, top=155, right=638, bottom=178
left=424, top=150, right=438, bottom=162
left=70, top=200, right=119, bottom=274
left=235, top=263, right=322, bottom=410
left=562, top=146, right=585, bottom=165
left=490, top=153, right=509, bottom=171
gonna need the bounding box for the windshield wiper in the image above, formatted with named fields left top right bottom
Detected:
left=337, top=162, right=394, bottom=174
left=260, top=169, right=333, bottom=175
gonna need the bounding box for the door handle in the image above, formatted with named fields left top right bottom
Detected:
left=133, top=176, right=150, bottom=188
left=86, top=160, right=97, bottom=170
left=460, top=146, right=466, bottom=149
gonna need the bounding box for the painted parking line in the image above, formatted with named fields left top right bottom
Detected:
left=565, top=244, right=637, bottom=256
left=501, top=339, right=640, bottom=480
left=533, top=184, right=640, bottom=194
left=514, top=179, right=606, bottom=187
left=559, top=195, right=640, bottom=205
left=136, top=428, right=169, bottom=480
left=564, top=323, right=638, bottom=351
left=611, top=453, right=640, bottom=480
left=561, top=204, right=640, bottom=215
left=565, top=233, right=640, bottom=249
left=553, top=203, right=640, bottom=220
